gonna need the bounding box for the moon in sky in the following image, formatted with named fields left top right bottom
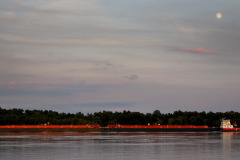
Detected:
left=216, top=12, right=222, bottom=19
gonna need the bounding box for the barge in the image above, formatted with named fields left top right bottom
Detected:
left=0, top=125, right=100, bottom=132
left=0, top=124, right=219, bottom=132
left=103, top=124, right=219, bottom=132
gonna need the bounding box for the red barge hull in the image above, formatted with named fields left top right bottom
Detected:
left=0, top=125, right=100, bottom=132
left=104, top=125, right=219, bottom=132
left=222, top=128, right=240, bottom=132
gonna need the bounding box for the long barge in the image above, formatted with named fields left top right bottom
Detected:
left=0, top=125, right=100, bottom=132
left=0, top=124, right=219, bottom=132
left=103, top=124, right=219, bottom=132
left=2, top=119, right=239, bottom=132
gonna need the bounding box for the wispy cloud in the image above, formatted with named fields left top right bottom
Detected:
left=1, top=37, right=123, bottom=46
left=0, top=81, right=17, bottom=88
left=47, top=102, right=134, bottom=113
left=0, top=81, right=122, bottom=96
left=0, top=11, right=17, bottom=20
left=180, top=47, right=222, bottom=55
left=0, top=81, right=61, bottom=86
left=179, top=26, right=208, bottom=35
left=50, top=102, right=133, bottom=108
left=1, top=36, right=160, bottom=47
left=123, top=74, right=139, bottom=80
left=0, top=81, right=67, bottom=91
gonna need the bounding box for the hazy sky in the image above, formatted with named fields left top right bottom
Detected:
left=1, top=0, right=240, bottom=113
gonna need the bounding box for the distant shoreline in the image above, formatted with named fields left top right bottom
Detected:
left=1, top=107, right=239, bottom=127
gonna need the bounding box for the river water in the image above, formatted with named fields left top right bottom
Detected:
left=0, top=132, right=239, bottom=160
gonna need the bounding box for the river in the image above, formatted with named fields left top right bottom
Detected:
left=0, top=132, right=239, bottom=160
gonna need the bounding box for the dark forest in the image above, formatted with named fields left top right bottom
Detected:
left=1, top=107, right=240, bottom=127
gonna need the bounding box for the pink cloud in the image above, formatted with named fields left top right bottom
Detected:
left=0, top=81, right=61, bottom=87
left=0, top=81, right=17, bottom=86
left=24, top=82, right=58, bottom=85
left=0, top=81, right=17, bottom=88
left=180, top=47, right=222, bottom=55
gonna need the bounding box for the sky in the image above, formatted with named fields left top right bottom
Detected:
left=0, top=0, right=240, bottom=114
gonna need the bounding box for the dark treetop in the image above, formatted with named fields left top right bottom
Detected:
left=1, top=107, right=240, bottom=127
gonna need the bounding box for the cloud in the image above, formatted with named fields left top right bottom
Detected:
left=1, top=36, right=158, bottom=47
left=0, top=11, right=17, bottom=20
left=22, top=82, right=59, bottom=86
left=26, top=102, right=134, bottom=113
left=0, top=81, right=68, bottom=96
left=178, top=26, right=208, bottom=35
left=180, top=47, right=222, bottom=55
left=0, top=81, right=121, bottom=96
left=0, top=37, right=122, bottom=46
left=41, top=0, right=100, bottom=12
left=0, top=81, right=17, bottom=88
left=50, top=102, right=133, bottom=108
left=0, top=81, right=17, bottom=86
left=123, top=74, right=139, bottom=80
left=0, top=81, right=71, bottom=88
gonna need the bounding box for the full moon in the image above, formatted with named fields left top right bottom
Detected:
left=216, top=12, right=222, bottom=19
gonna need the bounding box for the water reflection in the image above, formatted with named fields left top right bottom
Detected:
left=0, top=132, right=211, bottom=136
left=0, top=132, right=240, bottom=160
left=222, top=132, right=240, bottom=158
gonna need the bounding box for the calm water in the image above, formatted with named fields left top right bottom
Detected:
left=0, top=132, right=239, bottom=160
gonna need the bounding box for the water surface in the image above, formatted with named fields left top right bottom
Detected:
left=0, top=132, right=239, bottom=160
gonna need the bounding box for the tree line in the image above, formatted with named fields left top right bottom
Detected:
left=1, top=107, right=240, bottom=127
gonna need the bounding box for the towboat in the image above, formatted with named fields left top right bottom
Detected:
left=220, top=119, right=240, bottom=132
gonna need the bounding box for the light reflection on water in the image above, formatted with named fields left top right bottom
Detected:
left=0, top=132, right=240, bottom=160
